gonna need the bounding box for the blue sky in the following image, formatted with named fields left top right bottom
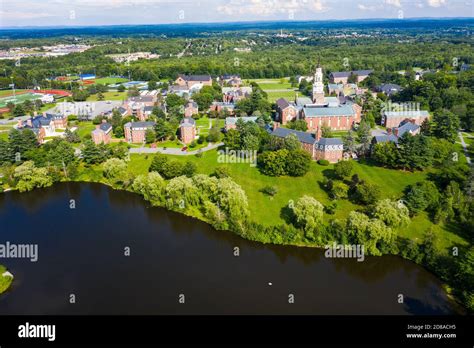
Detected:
left=0, top=0, right=472, bottom=27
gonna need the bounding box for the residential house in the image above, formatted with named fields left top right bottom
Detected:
left=175, top=74, right=212, bottom=88
left=179, top=118, right=196, bottom=144
left=376, top=83, right=402, bottom=96
left=271, top=126, right=343, bottom=163
left=222, top=86, right=252, bottom=103
left=91, top=120, right=113, bottom=144
left=275, top=98, right=298, bottom=125
left=219, top=74, right=242, bottom=87
left=184, top=100, right=199, bottom=118
left=225, top=116, right=258, bottom=131
left=329, top=70, right=373, bottom=84
left=210, top=102, right=236, bottom=116
left=382, top=110, right=430, bottom=128
left=17, top=112, right=68, bottom=143
left=372, top=119, right=421, bottom=145
left=124, top=121, right=156, bottom=143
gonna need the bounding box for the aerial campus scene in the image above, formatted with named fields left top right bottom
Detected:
left=0, top=0, right=473, bottom=345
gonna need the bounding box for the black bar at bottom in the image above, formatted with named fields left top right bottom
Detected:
left=0, top=315, right=472, bottom=346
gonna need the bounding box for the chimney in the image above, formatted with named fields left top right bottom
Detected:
left=273, top=121, right=280, bottom=130
left=26, top=119, right=32, bottom=127
left=17, top=120, right=22, bottom=128
left=316, top=126, right=322, bottom=141
left=393, top=128, right=399, bottom=137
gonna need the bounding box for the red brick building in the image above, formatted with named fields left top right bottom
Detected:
left=175, top=74, right=212, bottom=88
left=91, top=120, right=112, bottom=145
left=124, top=121, right=156, bottom=144
left=179, top=118, right=196, bottom=144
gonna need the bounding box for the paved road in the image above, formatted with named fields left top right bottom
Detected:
left=458, top=132, right=472, bottom=165
left=129, top=142, right=223, bottom=155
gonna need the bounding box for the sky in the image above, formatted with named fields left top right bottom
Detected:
left=0, top=0, right=472, bottom=27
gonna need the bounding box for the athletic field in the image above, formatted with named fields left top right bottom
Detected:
left=0, top=93, right=42, bottom=108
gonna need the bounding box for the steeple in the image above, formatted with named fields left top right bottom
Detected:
left=312, top=58, right=326, bottom=105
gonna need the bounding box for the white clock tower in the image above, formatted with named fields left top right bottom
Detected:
left=312, top=59, right=326, bottom=105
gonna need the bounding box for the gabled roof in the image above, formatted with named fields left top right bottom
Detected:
left=93, top=122, right=112, bottom=134
left=177, top=74, right=212, bottom=81
left=303, top=104, right=355, bottom=117
left=330, top=70, right=373, bottom=78
left=271, top=127, right=316, bottom=145
left=317, top=137, right=343, bottom=146
left=384, top=110, right=430, bottom=118
left=225, top=116, right=258, bottom=126
left=397, top=122, right=420, bottom=137
left=125, top=121, right=155, bottom=129
left=276, top=98, right=291, bottom=109
left=180, top=118, right=196, bottom=127
left=374, top=134, right=398, bottom=144
left=295, top=97, right=313, bottom=107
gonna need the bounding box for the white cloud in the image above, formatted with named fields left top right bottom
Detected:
left=427, top=0, right=446, bottom=7
left=0, top=10, right=54, bottom=20
left=358, top=4, right=377, bottom=11
left=217, top=0, right=328, bottom=17
left=385, top=0, right=402, bottom=7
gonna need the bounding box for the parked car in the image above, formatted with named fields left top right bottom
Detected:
left=181, top=146, right=188, bottom=152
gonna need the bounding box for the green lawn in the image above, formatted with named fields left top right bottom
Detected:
left=94, top=77, right=129, bottom=85
left=86, top=91, right=127, bottom=101
left=75, top=122, right=96, bottom=140
left=265, top=90, right=297, bottom=102
left=0, top=89, right=27, bottom=97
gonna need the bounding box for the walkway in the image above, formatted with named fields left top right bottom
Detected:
left=458, top=131, right=471, bottom=165
left=129, top=142, right=223, bottom=155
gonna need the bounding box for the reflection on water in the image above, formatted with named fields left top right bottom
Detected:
left=0, top=183, right=461, bottom=315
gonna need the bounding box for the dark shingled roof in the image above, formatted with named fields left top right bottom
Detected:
left=125, top=121, right=156, bottom=129
left=180, top=118, right=196, bottom=127
left=99, top=122, right=112, bottom=132
left=317, top=137, right=343, bottom=146
left=178, top=74, right=211, bottom=82
left=331, top=70, right=373, bottom=78
left=276, top=98, right=290, bottom=109
left=271, top=127, right=316, bottom=145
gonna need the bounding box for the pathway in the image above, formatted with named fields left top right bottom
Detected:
left=129, top=142, right=223, bottom=155
left=458, top=131, right=471, bottom=165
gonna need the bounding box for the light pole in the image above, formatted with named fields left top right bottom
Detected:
left=10, top=77, right=15, bottom=98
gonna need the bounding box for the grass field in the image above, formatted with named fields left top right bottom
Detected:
left=124, top=150, right=467, bottom=249
left=75, top=121, right=96, bottom=140
left=94, top=77, right=129, bottom=85
left=0, top=92, right=42, bottom=108
left=86, top=91, right=127, bottom=101
left=0, top=89, right=27, bottom=97
left=265, top=90, right=297, bottom=102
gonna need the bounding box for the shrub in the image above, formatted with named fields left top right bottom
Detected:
left=318, top=159, right=329, bottom=166
left=213, top=166, right=230, bottom=178
left=261, top=185, right=278, bottom=196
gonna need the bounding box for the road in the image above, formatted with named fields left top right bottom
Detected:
left=129, top=142, right=223, bottom=155
left=458, top=131, right=472, bottom=165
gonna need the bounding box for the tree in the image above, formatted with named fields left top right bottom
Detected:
left=291, top=195, right=324, bottom=240
left=166, top=93, right=185, bottom=109
left=117, top=84, right=126, bottom=92
left=372, top=142, right=399, bottom=168
left=155, top=119, right=174, bottom=141
left=149, top=154, right=168, bottom=173
left=193, top=92, right=214, bottom=110
left=287, top=119, right=308, bottom=131
left=357, top=121, right=371, bottom=156
left=373, top=199, right=410, bottom=227
left=102, top=158, right=128, bottom=184
left=13, top=161, right=53, bottom=192
left=258, top=150, right=288, bottom=176
left=64, top=129, right=81, bottom=143
left=9, top=128, right=38, bottom=156
left=182, top=161, right=197, bottom=177
left=97, top=91, right=105, bottom=101
left=145, top=129, right=156, bottom=144
left=82, top=140, right=108, bottom=164
left=321, top=124, right=333, bottom=138
left=398, top=133, right=434, bottom=170
left=283, top=133, right=301, bottom=151
left=343, top=130, right=357, bottom=154
left=404, top=181, right=440, bottom=215
left=432, top=110, right=460, bottom=143
left=207, top=126, right=222, bottom=143
left=330, top=181, right=349, bottom=199
left=223, top=129, right=241, bottom=150
left=352, top=181, right=381, bottom=205
left=132, top=172, right=166, bottom=206
left=347, top=72, right=358, bottom=84
left=148, top=80, right=158, bottom=91
left=285, top=149, right=311, bottom=176
left=334, top=160, right=353, bottom=179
